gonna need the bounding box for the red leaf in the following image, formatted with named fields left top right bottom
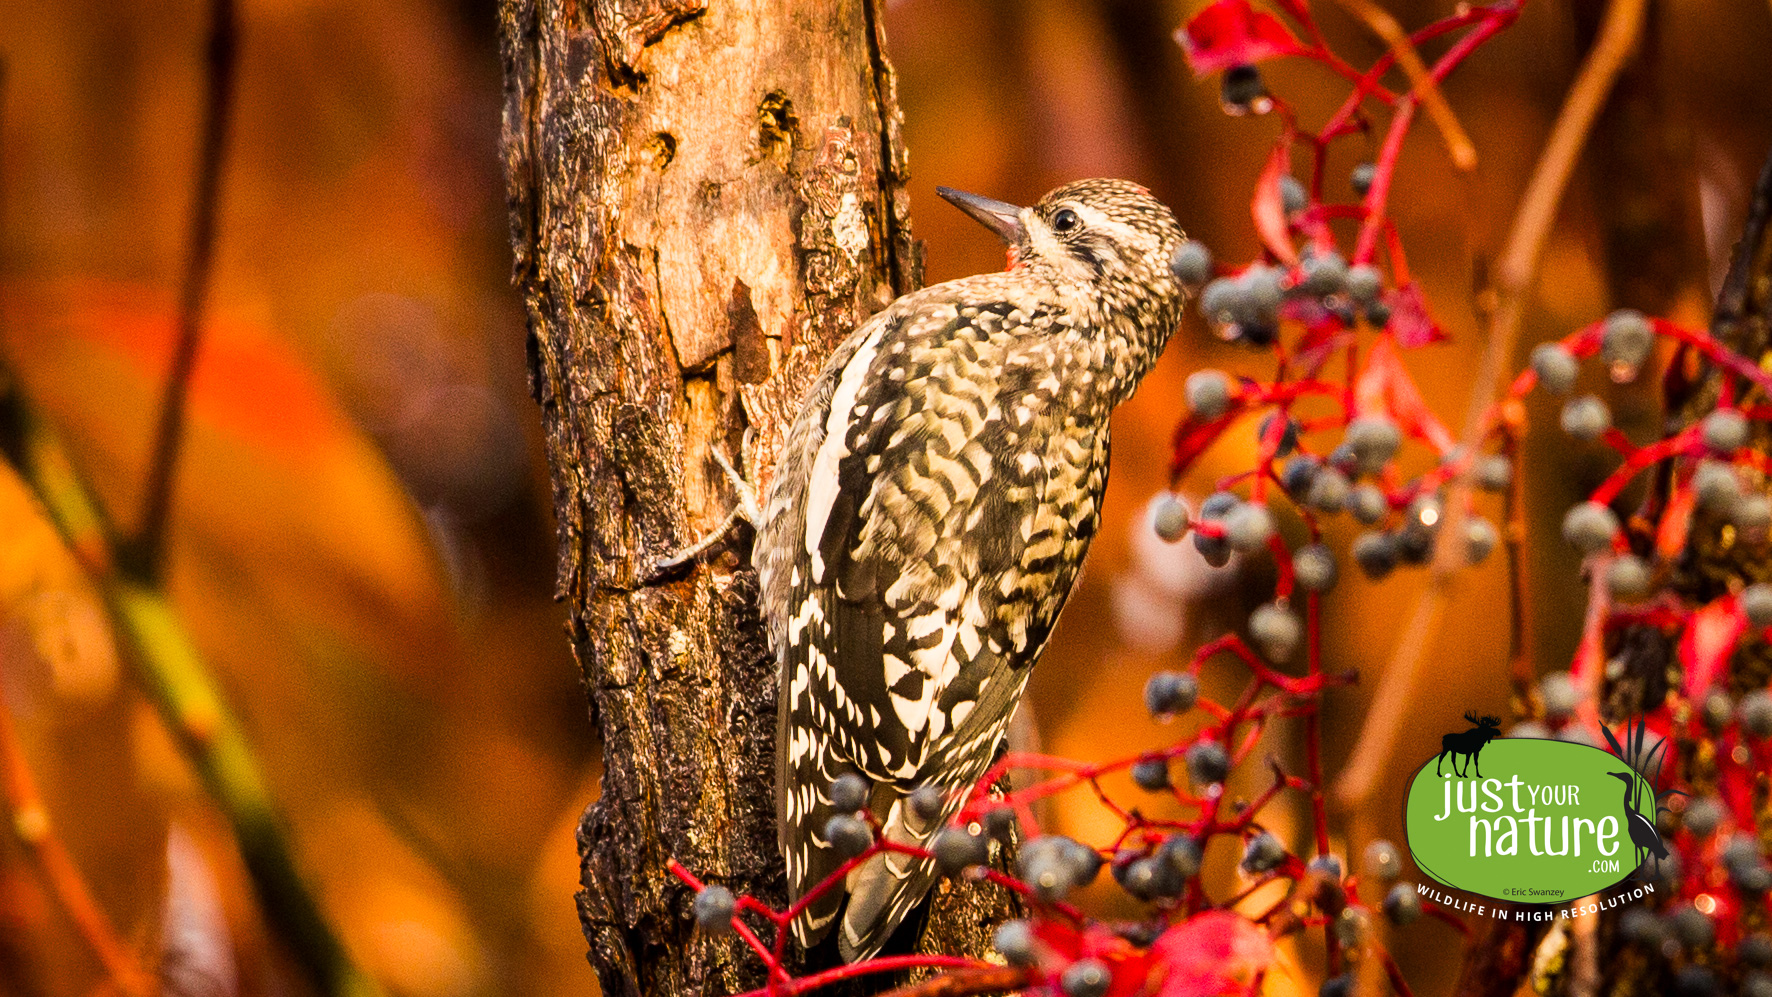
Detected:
left=1251, top=143, right=1298, bottom=265
left=1176, top=0, right=1306, bottom=76
left=1383, top=282, right=1446, bottom=348
left=1027, top=922, right=1158, bottom=997
left=1681, top=594, right=1747, bottom=700
left=1354, top=336, right=1456, bottom=453
left=1151, top=911, right=1273, bottom=997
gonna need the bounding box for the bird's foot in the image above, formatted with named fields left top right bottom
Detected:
left=647, top=443, right=762, bottom=580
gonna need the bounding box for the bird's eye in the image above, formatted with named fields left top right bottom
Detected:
left=1051, top=209, right=1080, bottom=233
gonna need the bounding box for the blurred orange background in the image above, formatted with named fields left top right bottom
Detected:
left=1, top=1, right=1769, bottom=996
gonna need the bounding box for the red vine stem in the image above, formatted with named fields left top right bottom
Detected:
left=0, top=680, right=155, bottom=997
left=1338, top=0, right=1647, bottom=820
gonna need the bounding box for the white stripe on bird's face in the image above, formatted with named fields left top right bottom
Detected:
left=1021, top=202, right=1153, bottom=288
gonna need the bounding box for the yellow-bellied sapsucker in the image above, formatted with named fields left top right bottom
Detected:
left=756, top=178, right=1195, bottom=961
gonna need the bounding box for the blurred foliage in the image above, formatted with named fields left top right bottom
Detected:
left=0, top=1, right=1769, bottom=996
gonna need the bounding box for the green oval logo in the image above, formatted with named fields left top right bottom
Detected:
left=1404, top=738, right=1661, bottom=903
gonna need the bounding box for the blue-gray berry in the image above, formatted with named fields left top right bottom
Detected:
left=1673, top=966, right=1717, bottom=997
left=1241, top=832, right=1286, bottom=873
left=1476, top=455, right=1512, bottom=491
left=909, top=785, right=945, bottom=823
left=1618, top=906, right=1663, bottom=946
left=1681, top=797, right=1723, bottom=838
left=1241, top=265, right=1285, bottom=314
left=1120, top=854, right=1183, bottom=900
left=1346, top=483, right=1388, bottom=524
left=993, top=919, right=1039, bottom=965
left=1383, top=882, right=1421, bottom=924
left=1346, top=415, right=1402, bottom=474
left=1351, top=162, right=1376, bottom=196
left=824, top=814, right=873, bottom=859
left=1221, top=65, right=1268, bottom=110
left=1740, top=690, right=1772, bottom=738
left=1742, top=933, right=1772, bottom=967
left=1020, top=836, right=1084, bottom=900
left=1201, top=278, right=1240, bottom=322
left=1161, top=835, right=1203, bottom=880
left=1307, top=467, right=1351, bottom=512
left=1144, top=670, right=1199, bottom=717
left=1539, top=671, right=1578, bottom=721
left=1353, top=530, right=1398, bottom=579
left=1561, top=395, right=1611, bottom=441
left=1185, top=740, right=1232, bottom=786
left=1293, top=544, right=1338, bottom=592
left=1530, top=343, right=1579, bottom=395
left=829, top=773, right=869, bottom=813
left=1131, top=757, right=1171, bottom=791
left=1735, top=495, right=1772, bottom=532
left=1606, top=555, right=1653, bottom=601
left=1142, top=674, right=1200, bottom=723
left=1745, top=583, right=1772, bottom=627
left=1282, top=454, right=1320, bottom=497
left=1185, top=369, right=1232, bottom=419
left=1702, top=409, right=1749, bottom=453
left=1151, top=494, right=1191, bottom=542
left=1225, top=502, right=1275, bottom=553
left=1250, top=602, right=1301, bottom=661
left=1667, top=904, right=1714, bottom=949
left=1062, top=959, right=1112, bottom=997
left=1561, top=502, right=1619, bottom=554
left=1280, top=175, right=1308, bottom=214
left=694, top=885, right=737, bottom=934
left=1345, top=264, right=1382, bottom=304
left=1601, top=309, right=1654, bottom=370
left=932, top=826, right=988, bottom=875
left=1465, top=516, right=1499, bottom=565
left=1194, top=531, right=1231, bottom=567
left=1364, top=839, right=1403, bottom=881
left=1171, top=240, right=1213, bottom=285
left=1694, top=461, right=1741, bottom=515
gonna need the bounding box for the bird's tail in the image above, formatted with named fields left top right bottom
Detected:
left=835, top=784, right=963, bottom=963
left=779, top=732, right=851, bottom=951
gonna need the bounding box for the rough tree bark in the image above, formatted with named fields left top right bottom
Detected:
left=495, top=2, right=1013, bottom=995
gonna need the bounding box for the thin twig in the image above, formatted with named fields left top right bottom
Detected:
left=0, top=676, right=156, bottom=997
left=874, top=965, right=1032, bottom=997
left=1331, top=0, right=1477, bottom=172
left=0, top=386, right=384, bottom=997
left=1335, top=0, right=1648, bottom=814
left=128, top=0, right=238, bottom=581
left=1713, top=144, right=1772, bottom=345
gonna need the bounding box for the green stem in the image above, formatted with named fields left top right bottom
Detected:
left=0, top=383, right=384, bottom=997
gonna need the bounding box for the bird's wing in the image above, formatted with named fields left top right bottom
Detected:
left=763, top=296, right=1103, bottom=956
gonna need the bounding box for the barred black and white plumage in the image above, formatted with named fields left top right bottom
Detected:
left=755, top=178, right=1193, bottom=961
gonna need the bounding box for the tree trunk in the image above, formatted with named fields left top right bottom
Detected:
left=495, top=2, right=1012, bottom=994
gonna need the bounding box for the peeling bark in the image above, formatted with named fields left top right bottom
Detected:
left=496, top=1, right=1006, bottom=994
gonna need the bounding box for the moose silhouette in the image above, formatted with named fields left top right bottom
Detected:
left=1436, top=712, right=1503, bottom=778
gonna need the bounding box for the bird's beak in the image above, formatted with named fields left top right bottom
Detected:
left=937, top=186, right=1026, bottom=245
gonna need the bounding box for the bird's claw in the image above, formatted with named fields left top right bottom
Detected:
left=644, top=442, right=760, bottom=581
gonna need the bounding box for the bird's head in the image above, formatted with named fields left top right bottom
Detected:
left=937, top=179, right=1193, bottom=318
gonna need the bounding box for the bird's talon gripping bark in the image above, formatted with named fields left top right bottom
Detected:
left=645, top=445, right=760, bottom=580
